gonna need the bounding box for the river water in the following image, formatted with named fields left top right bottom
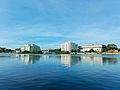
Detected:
left=0, top=54, right=120, bottom=90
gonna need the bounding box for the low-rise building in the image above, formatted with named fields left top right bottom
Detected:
left=80, top=44, right=105, bottom=52
left=15, top=48, right=21, bottom=53
left=21, top=44, right=40, bottom=52
left=42, top=50, right=49, bottom=54
left=61, top=41, right=78, bottom=52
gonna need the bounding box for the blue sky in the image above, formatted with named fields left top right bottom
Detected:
left=0, top=0, right=120, bottom=49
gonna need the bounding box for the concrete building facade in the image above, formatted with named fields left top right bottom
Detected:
left=61, top=41, right=78, bottom=52
left=80, top=44, right=105, bottom=52
left=21, top=44, right=40, bottom=52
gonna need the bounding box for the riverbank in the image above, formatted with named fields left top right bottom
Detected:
left=1, top=52, right=120, bottom=55
left=77, top=52, right=120, bottom=55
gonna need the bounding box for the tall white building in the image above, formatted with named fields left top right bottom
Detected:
left=21, top=44, right=40, bottom=52
left=80, top=44, right=105, bottom=52
left=61, top=41, right=78, bottom=52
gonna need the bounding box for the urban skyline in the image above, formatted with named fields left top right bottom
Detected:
left=0, top=42, right=119, bottom=50
left=0, top=0, right=120, bottom=49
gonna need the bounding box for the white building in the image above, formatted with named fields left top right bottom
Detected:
left=21, top=44, right=40, bottom=52
left=15, top=48, right=21, bottom=53
left=61, top=41, right=78, bottom=52
left=80, top=44, right=104, bottom=52
left=42, top=50, right=49, bottom=54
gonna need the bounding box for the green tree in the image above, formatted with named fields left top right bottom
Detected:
left=54, top=49, right=61, bottom=54
left=88, top=49, right=96, bottom=52
left=21, top=51, right=31, bottom=54
left=107, top=44, right=118, bottom=50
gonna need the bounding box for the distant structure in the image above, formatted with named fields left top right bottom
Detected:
left=80, top=44, right=105, bottom=52
left=15, top=48, right=21, bottom=53
left=21, top=44, right=40, bottom=52
left=61, top=41, right=78, bottom=52
left=42, top=50, right=50, bottom=54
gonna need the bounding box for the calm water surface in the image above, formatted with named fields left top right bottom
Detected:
left=0, top=54, right=120, bottom=90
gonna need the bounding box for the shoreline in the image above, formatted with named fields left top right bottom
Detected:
left=1, top=53, right=120, bottom=55
left=77, top=52, right=120, bottom=55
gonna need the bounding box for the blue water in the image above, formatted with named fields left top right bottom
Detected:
left=0, top=54, right=120, bottom=90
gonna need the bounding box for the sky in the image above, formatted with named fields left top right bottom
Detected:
left=0, top=0, right=120, bottom=49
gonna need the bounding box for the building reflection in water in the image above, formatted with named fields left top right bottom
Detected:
left=81, top=55, right=118, bottom=64
left=103, top=57, right=118, bottom=64
left=17, top=54, right=41, bottom=64
left=16, top=54, right=118, bottom=65
left=61, top=55, right=81, bottom=67
left=60, top=55, right=118, bottom=67
left=80, top=56, right=103, bottom=64
left=80, top=55, right=118, bottom=65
